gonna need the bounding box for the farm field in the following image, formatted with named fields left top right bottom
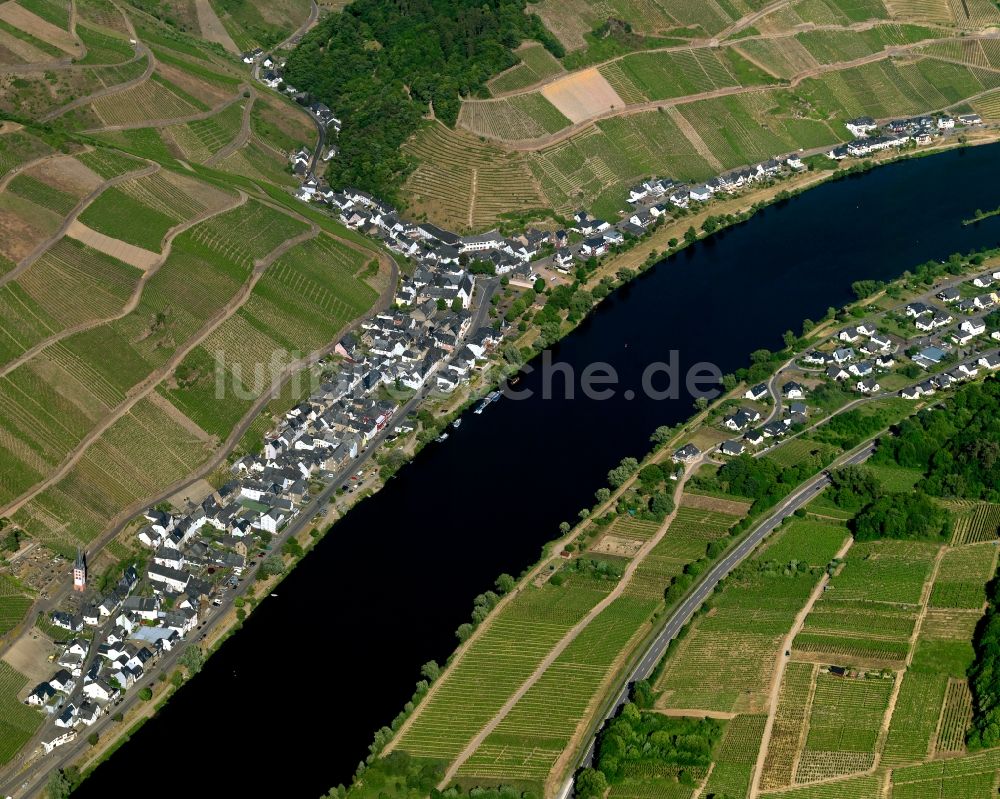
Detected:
left=654, top=518, right=845, bottom=714
left=792, top=540, right=938, bottom=666
left=765, top=437, right=840, bottom=470
left=12, top=395, right=212, bottom=549
left=761, top=662, right=816, bottom=789
left=865, top=462, right=925, bottom=492
left=405, top=492, right=750, bottom=788
left=795, top=672, right=894, bottom=782
left=163, top=99, right=245, bottom=163
left=0, top=575, right=32, bottom=637
left=702, top=714, right=767, bottom=799
left=929, top=543, right=995, bottom=609
left=889, top=748, right=1000, bottom=798
left=393, top=574, right=617, bottom=763
left=488, top=42, right=566, bottom=95
left=402, top=123, right=546, bottom=232
left=162, top=232, right=376, bottom=439
left=457, top=502, right=751, bottom=786
left=0, top=237, right=143, bottom=363
left=0, top=662, right=42, bottom=765
left=458, top=94, right=572, bottom=141
left=78, top=168, right=235, bottom=251
left=948, top=501, right=1000, bottom=545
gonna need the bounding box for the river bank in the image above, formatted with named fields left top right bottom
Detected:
left=66, top=137, right=1000, bottom=799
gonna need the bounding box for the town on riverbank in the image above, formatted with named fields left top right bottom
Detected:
left=10, top=127, right=1000, bottom=798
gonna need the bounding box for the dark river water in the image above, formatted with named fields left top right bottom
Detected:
left=75, top=144, right=1000, bottom=798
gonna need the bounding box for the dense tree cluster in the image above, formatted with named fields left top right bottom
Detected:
left=283, top=0, right=562, bottom=202
left=874, top=379, right=1000, bottom=500
left=851, top=493, right=949, bottom=542
left=701, top=455, right=822, bottom=511
left=969, top=574, right=1000, bottom=749
left=826, top=465, right=882, bottom=511
left=594, top=703, right=721, bottom=783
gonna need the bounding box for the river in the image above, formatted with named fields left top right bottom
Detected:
left=75, top=143, right=1000, bottom=798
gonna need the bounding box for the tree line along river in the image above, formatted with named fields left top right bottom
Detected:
left=74, top=143, right=1000, bottom=798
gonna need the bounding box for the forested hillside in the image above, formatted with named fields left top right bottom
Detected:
left=282, top=0, right=561, bottom=202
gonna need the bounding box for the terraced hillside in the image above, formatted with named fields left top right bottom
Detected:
left=0, top=0, right=387, bottom=646
left=400, top=0, right=1000, bottom=229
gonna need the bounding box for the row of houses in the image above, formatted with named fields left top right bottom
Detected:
left=900, top=352, right=1000, bottom=398
left=834, top=112, right=982, bottom=160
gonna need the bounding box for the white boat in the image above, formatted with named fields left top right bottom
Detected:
left=452, top=418, right=462, bottom=429
left=437, top=432, right=449, bottom=442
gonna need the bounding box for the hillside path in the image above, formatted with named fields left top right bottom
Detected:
left=438, top=456, right=703, bottom=787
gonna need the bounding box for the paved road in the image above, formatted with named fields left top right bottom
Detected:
left=565, top=440, right=876, bottom=794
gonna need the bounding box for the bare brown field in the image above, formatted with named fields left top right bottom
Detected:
left=540, top=68, right=626, bottom=123
left=64, top=220, right=160, bottom=269
left=26, top=155, right=103, bottom=197
left=681, top=492, right=752, bottom=516
left=590, top=533, right=645, bottom=558
left=196, top=0, right=238, bottom=53
left=2, top=633, right=54, bottom=686
left=0, top=1, right=80, bottom=54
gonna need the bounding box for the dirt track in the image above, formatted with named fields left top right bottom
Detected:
left=462, top=31, right=1000, bottom=150
left=0, top=161, right=159, bottom=286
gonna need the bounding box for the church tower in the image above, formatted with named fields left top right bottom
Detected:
left=73, top=549, right=86, bottom=593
